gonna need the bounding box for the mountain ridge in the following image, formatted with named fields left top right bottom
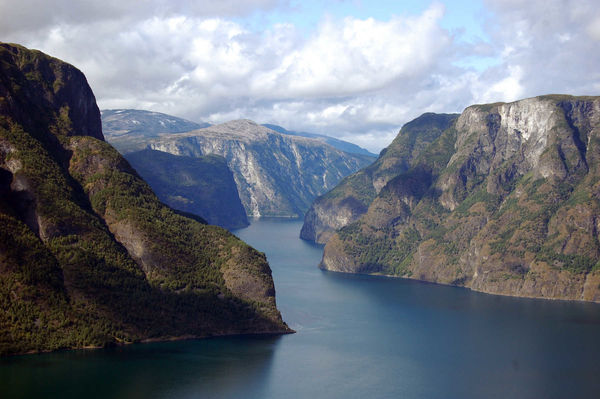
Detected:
left=0, top=42, right=289, bottom=356
left=316, top=95, right=600, bottom=302
left=301, top=113, right=458, bottom=243
left=148, top=119, right=375, bottom=218
left=262, top=123, right=377, bottom=157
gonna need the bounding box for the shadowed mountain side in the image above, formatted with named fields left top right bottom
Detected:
left=124, top=149, right=248, bottom=230
left=301, top=113, right=458, bottom=243
left=0, top=42, right=289, bottom=356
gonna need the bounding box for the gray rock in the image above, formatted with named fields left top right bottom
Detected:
left=320, top=95, right=600, bottom=302
left=148, top=120, right=375, bottom=218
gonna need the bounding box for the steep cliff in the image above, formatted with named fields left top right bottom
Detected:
left=320, top=95, right=600, bottom=302
left=148, top=120, right=375, bottom=218
left=301, top=113, right=458, bottom=243
left=0, top=43, right=289, bottom=356
left=124, top=149, right=248, bottom=230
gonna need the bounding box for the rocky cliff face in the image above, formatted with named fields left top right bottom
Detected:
left=101, top=110, right=248, bottom=229
left=320, top=95, right=600, bottom=302
left=149, top=120, right=375, bottom=218
left=0, top=43, right=289, bottom=356
left=301, top=113, right=458, bottom=243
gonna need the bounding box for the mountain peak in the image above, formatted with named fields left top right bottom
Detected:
left=0, top=42, right=103, bottom=141
left=217, top=119, right=265, bottom=130
left=199, top=119, right=275, bottom=140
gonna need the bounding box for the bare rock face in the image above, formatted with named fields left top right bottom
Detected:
left=320, top=95, right=600, bottom=302
left=301, top=195, right=369, bottom=244
left=149, top=119, right=375, bottom=218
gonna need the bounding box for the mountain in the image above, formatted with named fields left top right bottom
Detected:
left=102, top=110, right=247, bottom=229
left=317, top=95, right=600, bottom=302
left=123, top=149, right=248, bottom=229
left=301, top=113, right=458, bottom=243
left=101, top=111, right=374, bottom=223
left=262, top=124, right=377, bottom=157
left=101, top=109, right=210, bottom=153
left=148, top=120, right=376, bottom=218
left=0, top=42, right=289, bottom=356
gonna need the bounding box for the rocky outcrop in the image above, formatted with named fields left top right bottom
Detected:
left=0, top=43, right=103, bottom=142
left=301, top=113, right=458, bottom=243
left=148, top=120, right=375, bottom=218
left=0, top=43, right=289, bottom=356
left=320, top=95, right=600, bottom=302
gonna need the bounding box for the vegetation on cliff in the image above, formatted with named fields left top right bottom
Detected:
left=320, top=96, right=600, bottom=302
left=300, top=113, right=458, bottom=243
left=0, top=43, right=289, bottom=356
left=124, top=149, right=248, bottom=230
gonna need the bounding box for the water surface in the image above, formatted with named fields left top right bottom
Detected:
left=2, top=219, right=599, bottom=398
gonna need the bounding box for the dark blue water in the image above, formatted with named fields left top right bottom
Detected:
left=2, top=219, right=600, bottom=399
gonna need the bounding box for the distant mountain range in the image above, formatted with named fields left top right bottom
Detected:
left=102, top=110, right=376, bottom=222
left=262, top=124, right=377, bottom=157
left=102, top=109, right=210, bottom=136
left=102, top=109, right=375, bottom=157
left=147, top=119, right=375, bottom=218
left=101, top=109, right=210, bottom=153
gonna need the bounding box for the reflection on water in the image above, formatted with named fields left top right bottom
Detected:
left=2, top=218, right=600, bottom=399
left=2, top=336, right=281, bottom=399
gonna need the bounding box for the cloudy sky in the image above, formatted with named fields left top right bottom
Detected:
left=1, top=0, right=599, bottom=152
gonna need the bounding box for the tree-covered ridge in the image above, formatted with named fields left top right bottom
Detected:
left=321, top=96, right=600, bottom=302
left=0, top=42, right=289, bottom=356
left=300, top=113, right=458, bottom=244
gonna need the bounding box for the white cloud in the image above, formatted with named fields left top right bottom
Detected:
left=0, top=0, right=282, bottom=35
left=476, top=65, right=524, bottom=103
left=588, top=17, right=600, bottom=40
left=257, top=4, right=450, bottom=98
left=482, top=0, right=600, bottom=98
left=1, top=0, right=599, bottom=152
left=3, top=3, right=457, bottom=150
